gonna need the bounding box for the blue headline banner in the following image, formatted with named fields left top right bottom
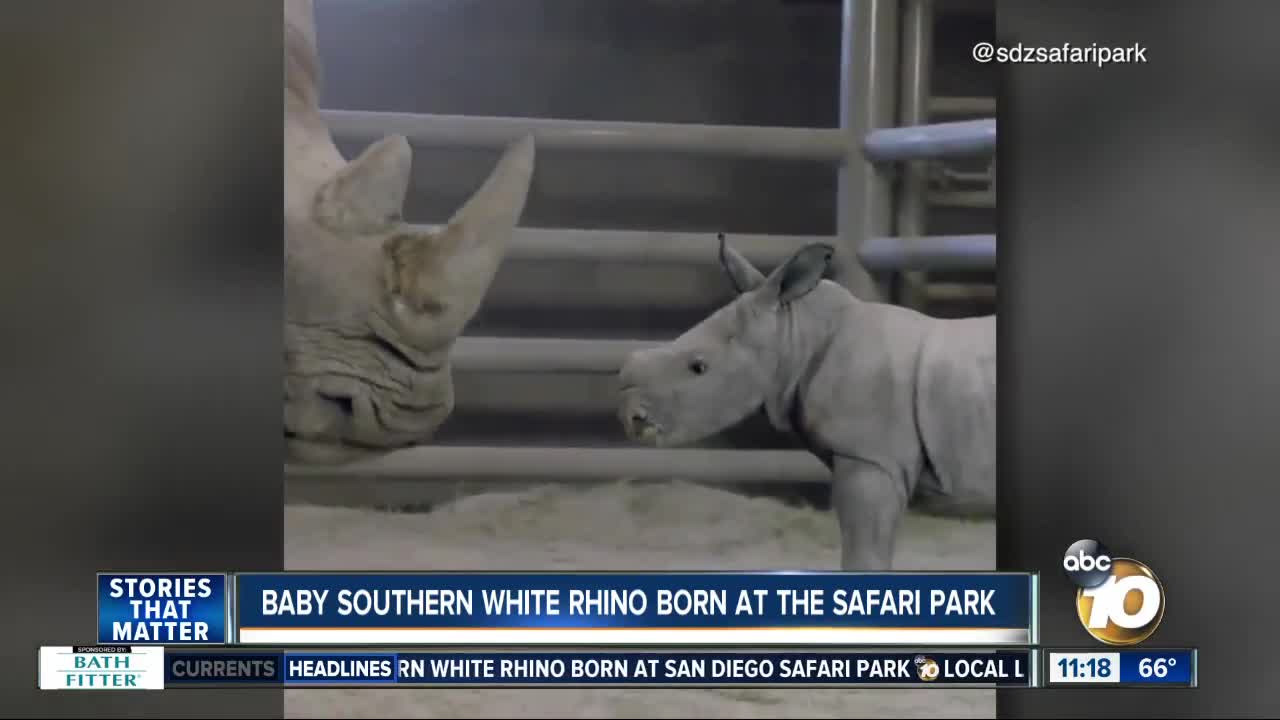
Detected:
left=97, top=574, right=228, bottom=645
left=233, top=572, right=1035, bottom=646
left=163, top=650, right=1035, bottom=688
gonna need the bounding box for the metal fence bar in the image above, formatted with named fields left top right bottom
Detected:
left=286, top=446, right=831, bottom=484
left=836, top=0, right=899, bottom=301
left=863, top=118, right=996, bottom=162
left=453, top=337, right=654, bottom=374
left=859, top=234, right=996, bottom=272
left=494, top=227, right=991, bottom=275
left=322, top=110, right=849, bottom=163
left=895, top=0, right=935, bottom=310
left=411, top=225, right=824, bottom=268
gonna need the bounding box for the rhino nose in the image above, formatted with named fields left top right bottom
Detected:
left=621, top=405, right=655, bottom=441
left=617, top=396, right=648, bottom=434
left=618, top=350, right=652, bottom=388
left=617, top=363, right=637, bottom=388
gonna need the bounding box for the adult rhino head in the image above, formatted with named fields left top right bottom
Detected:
left=283, top=0, right=535, bottom=464
left=617, top=235, right=838, bottom=448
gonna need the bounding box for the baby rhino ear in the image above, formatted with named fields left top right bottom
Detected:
left=718, top=233, right=766, bottom=293
left=765, top=243, right=835, bottom=304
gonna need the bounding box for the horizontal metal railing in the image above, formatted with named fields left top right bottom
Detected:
left=323, top=110, right=849, bottom=162
left=287, top=446, right=830, bottom=485
left=863, top=118, right=997, bottom=162
left=325, top=111, right=996, bottom=164
left=859, top=234, right=996, bottom=272
left=443, top=226, right=822, bottom=268
left=415, top=226, right=996, bottom=274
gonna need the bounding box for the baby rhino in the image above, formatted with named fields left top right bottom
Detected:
left=617, top=237, right=995, bottom=571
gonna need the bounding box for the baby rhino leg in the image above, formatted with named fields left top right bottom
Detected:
left=831, top=456, right=909, bottom=571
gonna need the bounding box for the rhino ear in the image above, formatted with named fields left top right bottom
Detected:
left=718, top=233, right=766, bottom=293
left=764, top=243, right=835, bottom=304
left=314, top=134, right=412, bottom=233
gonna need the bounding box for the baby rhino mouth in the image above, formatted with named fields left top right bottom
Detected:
left=619, top=401, right=663, bottom=445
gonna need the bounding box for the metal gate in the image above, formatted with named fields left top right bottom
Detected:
left=287, top=0, right=995, bottom=500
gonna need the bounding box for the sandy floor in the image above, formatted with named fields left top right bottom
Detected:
left=284, top=480, right=996, bottom=719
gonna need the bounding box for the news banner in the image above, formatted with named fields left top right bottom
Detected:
left=38, top=540, right=1197, bottom=691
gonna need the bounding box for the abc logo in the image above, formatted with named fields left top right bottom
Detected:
left=1062, top=539, right=1165, bottom=646
left=914, top=655, right=939, bottom=682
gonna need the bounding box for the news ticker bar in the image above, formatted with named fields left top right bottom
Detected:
left=37, top=646, right=1199, bottom=690
left=97, top=572, right=1039, bottom=647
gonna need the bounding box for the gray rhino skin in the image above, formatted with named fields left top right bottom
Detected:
left=618, top=237, right=995, bottom=570
left=283, top=0, right=536, bottom=465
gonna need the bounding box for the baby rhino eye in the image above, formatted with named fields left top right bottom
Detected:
left=689, top=358, right=709, bottom=375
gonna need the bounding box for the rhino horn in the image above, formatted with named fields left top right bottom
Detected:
left=313, top=134, right=413, bottom=233
left=446, top=134, right=537, bottom=238
left=382, top=135, right=536, bottom=345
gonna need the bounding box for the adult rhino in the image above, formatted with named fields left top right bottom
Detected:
left=284, top=0, right=535, bottom=464
left=617, top=237, right=995, bottom=570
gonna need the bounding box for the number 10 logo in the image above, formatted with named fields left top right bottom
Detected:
left=1063, top=539, right=1166, bottom=646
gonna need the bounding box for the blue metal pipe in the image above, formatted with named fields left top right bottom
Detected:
left=863, top=119, right=996, bottom=162
left=858, top=234, right=996, bottom=272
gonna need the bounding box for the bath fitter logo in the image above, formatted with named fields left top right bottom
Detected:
left=1062, top=539, right=1165, bottom=646
left=38, top=646, right=165, bottom=690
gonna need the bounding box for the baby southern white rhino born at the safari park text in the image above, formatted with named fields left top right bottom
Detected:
left=617, top=238, right=995, bottom=571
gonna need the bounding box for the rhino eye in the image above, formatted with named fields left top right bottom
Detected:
left=689, top=358, right=708, bottom=375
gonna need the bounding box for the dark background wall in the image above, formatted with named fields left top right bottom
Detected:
left=310, top=0, right=995, bottom=453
